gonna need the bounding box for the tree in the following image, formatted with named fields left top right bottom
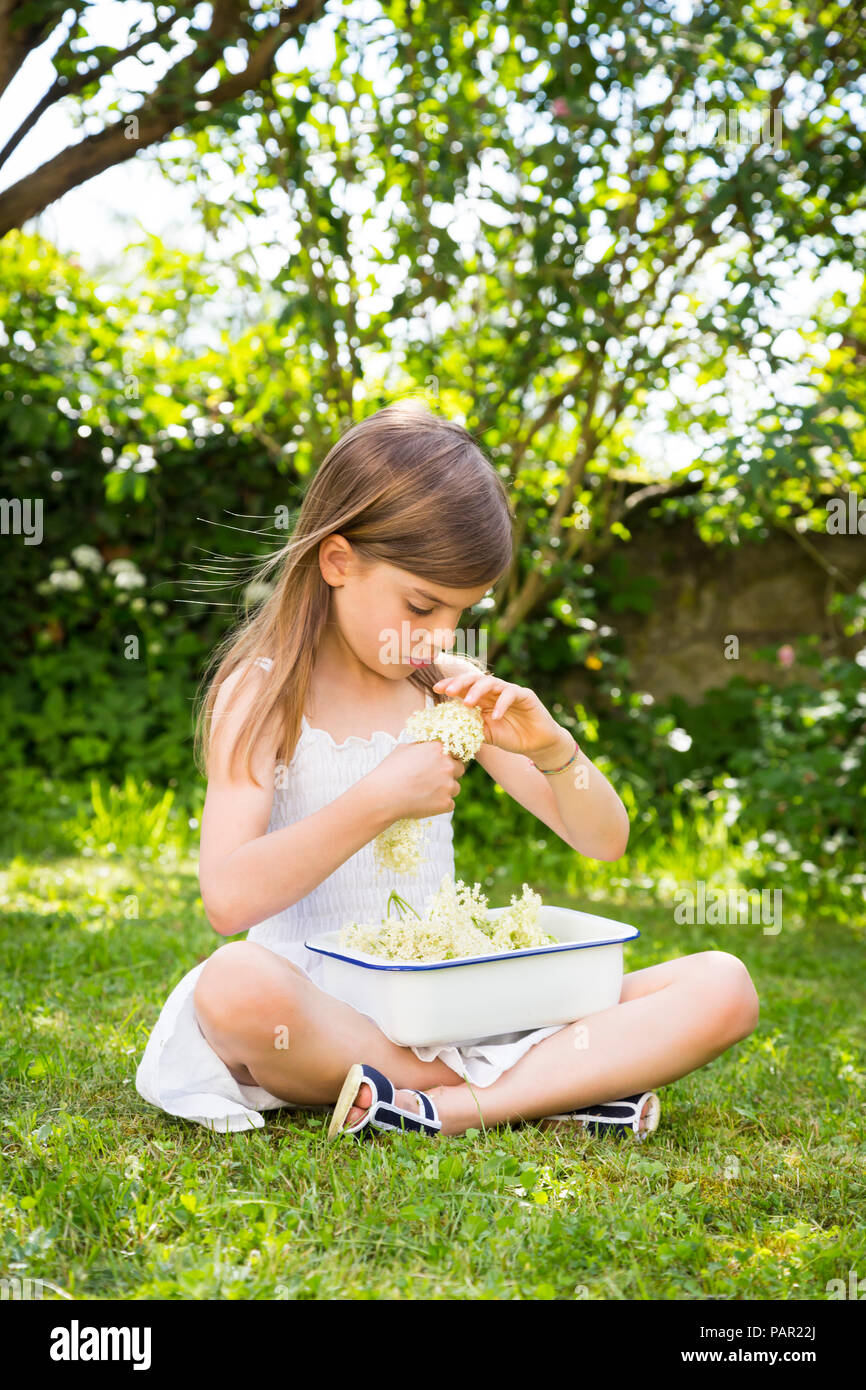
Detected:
left=0, top=0, right=326, bottom=237
left=3, top=0, right=865, bottom=688
left=159, top=0, right=865, bottom=663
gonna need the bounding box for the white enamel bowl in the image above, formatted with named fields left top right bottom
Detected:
left=305, top=904, right=640, bottom=1048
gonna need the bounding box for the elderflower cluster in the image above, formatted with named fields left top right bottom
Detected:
left=404, top=697, right=486, bottom=762
left=339, top=875, right=556, bottom=963
left=372, top=815, right=429, bottom=874
left=373, top=697, right=487, bottom=876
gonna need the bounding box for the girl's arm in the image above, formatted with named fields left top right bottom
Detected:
left=198, top=664, right=396, bottom=936
left=474, top=737, right=629, bottom=862
left=434, top=657, right=629, bottom=862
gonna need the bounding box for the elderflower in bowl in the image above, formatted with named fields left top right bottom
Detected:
left=373, top=697, right=486, bottom=876
left=339, top=879, right=556, bottom=963
left=305, top=877, right=640, bottom=1048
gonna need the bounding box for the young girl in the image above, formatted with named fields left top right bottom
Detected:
left=135, top=399, right=760, bottom=1141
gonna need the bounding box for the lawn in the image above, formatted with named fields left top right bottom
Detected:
left=1, top=777, right=864, bottom=1300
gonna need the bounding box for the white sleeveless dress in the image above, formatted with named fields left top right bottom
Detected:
left=135, top=658, right=567, bottom=1132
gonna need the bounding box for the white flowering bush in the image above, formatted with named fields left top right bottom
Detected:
left=47, top=568, right=84, bottom=591
left=373, top=697, right=487, bottom=875
left=339, top=875, right=557, bottom=962
left=70, top=545, right=104, bottom=572
left=108, top=559, right=146, bottom=590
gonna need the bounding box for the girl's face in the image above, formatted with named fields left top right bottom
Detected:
left=320, top=537, right=491, bottom=680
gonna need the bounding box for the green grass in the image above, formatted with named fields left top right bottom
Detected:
left=1, top=776, right=864, bottom=1300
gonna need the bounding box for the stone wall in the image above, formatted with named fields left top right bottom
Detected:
left=560, top=519, right=866, bottom=705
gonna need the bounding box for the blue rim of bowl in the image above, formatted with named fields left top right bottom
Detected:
left=304, top=924, right=640, bottom=972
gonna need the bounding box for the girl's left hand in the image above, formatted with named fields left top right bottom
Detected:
left=432, top=671, right=569, bottom=760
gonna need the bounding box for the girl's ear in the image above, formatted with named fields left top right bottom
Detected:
left=318, top=533, right=352, bottom=586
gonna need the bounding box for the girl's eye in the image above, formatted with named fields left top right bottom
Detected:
left=407, top=602, right=434, bottom=616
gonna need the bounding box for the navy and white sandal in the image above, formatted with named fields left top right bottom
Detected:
left=327, top=1062, right=442, bottom=1141
left=539, top=1091, right=661, bottom=1141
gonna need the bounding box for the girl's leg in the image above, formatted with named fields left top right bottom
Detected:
left=420, top=949, right=761, bottom=1134
left=193, top=942, right=462, bottom=1111
left=194, top=943, right=759, bottom=1136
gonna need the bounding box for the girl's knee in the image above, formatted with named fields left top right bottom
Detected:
left=194, top=941, right=303, bottom=1037
left=697, top=950, right=760, bottom=1041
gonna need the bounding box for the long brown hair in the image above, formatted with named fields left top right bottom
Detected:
left=192, top=398, right=514, bottom=788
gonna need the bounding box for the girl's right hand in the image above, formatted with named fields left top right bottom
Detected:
left=369, top=739, right=467, bottom=820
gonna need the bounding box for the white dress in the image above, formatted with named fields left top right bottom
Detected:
left=135, top=659, right=568, bottom=1132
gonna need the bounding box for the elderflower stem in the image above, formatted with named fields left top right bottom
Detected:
left=386, top=889, right=422, bottom=921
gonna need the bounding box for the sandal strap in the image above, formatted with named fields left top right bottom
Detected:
left=369, top=1090, right=441, bottom=1135
left=580, top=1098, right=644, bottom=1122
left=409, top=1088, right=441, bottom=1130
left=546, top=1092, right=656, bottom=1127
left=338, top=1063, right=441, bottom=1137
left=339, top=1063, right=390, bottom=1138
left=370, top=1102, right=438, bottom=1135
left=359, top=1064, right=392, bottom=1108
left=361, top=1066, right=441, bottom=1135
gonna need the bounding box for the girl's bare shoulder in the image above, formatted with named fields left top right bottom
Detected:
left=208, top=658, right=279, bottom=783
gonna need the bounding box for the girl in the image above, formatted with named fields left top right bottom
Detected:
left=135, top=399, right=760, bottom=1141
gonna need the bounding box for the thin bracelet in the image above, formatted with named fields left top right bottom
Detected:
left=532, top=737, right=580, bottom=775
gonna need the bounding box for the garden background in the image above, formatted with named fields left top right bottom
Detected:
left=1, top=0, right=864, bottom=1301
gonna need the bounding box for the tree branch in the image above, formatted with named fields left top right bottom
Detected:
left=0, top=12, right=179, bottom=172
left=0, top=0, right=325, bottom=238
left=0, top=0, right=72, bottom=101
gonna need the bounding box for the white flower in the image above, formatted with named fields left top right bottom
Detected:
left=48, top=569, right=83, bottom=591
left=71, top=544, right=103, bottom=571
left=405, top=697, right=486, bottom=762
left=339, top=876, right=554, bottom=962
left=244, top=581, right=273, bottom=608
left=113, top=568, right=145, bottom=590
left=667, top=727, right=692, bottom=752
left=373, top=816, right=429, bottom=874
left=372, top=697, right=486, bottom=874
